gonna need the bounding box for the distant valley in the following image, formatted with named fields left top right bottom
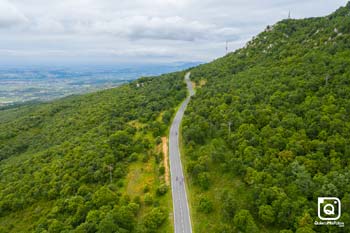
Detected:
left=0, top=62, right=199, bottom=106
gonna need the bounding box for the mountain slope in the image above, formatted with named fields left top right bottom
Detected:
left=182, top=3, right=350, bottom=233
left=0, top=72, right=186, bottom=232
left=2, top=3, right=350, bottom=233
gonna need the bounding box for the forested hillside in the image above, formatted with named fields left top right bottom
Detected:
left=2, top=2, right=350, bottom=233
left=0, top=72, right=186, bottom=232
left=182, top=3, right=350, bottom=233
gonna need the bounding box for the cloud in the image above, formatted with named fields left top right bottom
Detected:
left=8, top=0, right=244, bottom=41
left=92, top=16, right=222, bottom=41
left=1, top=0, right=349, bottom=64
left=0, top=0, right=27, bottom=28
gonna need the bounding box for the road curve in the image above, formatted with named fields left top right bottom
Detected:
left=169, top=72, right=193, bottom=233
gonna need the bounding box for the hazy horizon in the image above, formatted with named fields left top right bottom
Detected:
left=0, top=61, right=200, bottom=105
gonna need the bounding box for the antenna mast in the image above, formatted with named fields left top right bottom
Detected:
left=226, top=41, right=228, bottom=54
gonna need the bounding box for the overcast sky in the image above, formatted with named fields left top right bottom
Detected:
left=0, top=0, right=347, bottom=65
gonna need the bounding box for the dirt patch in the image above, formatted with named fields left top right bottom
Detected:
left=191, top=79, right=206, bottom=89
left=191, top=81, right=197, bottom=89
left=162, top=137, right=170, bottom=185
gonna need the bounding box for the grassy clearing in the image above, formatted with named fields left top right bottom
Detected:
left=124, top=154, right=173, bottom=233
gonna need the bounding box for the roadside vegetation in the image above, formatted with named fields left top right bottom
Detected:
left=182, top=3, right=350, bottom=233
left=2, top=3, right=350, bottom=233
left=0, top=72, right=186, bottom=232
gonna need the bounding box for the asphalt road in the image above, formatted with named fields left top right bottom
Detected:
left=169, top=72, right=193, bottom=233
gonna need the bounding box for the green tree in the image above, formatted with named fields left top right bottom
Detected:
left=259, top=205, right=275, bottom=224
left=156, top=184, right=168, bottom=196
left=143, top=208, right=167, bottom=233
left=233, top=210, right=259, bottom=233
left=92, top=186, right=117, bottom=207
left=97, top=213, right=119, bottom=233
left=197, top=196, right=213, bottom=214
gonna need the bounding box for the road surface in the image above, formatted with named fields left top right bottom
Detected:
left=169, top=72, right=193, bottom=233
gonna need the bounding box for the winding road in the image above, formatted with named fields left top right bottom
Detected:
left=169, top=72, right=193, bottom=233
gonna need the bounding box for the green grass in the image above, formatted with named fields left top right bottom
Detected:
left=123, top=149, right=173, bottom=233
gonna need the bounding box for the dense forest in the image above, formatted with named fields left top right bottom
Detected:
left=0, top=72, right=186, bottom=232
left=182, top=3, right=350, bottom=233
left=2, top=2, right=350, bottom=233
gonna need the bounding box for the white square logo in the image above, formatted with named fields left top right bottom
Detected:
left=318, top=197, right=341, bottom=221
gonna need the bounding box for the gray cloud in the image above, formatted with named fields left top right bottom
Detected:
left=0, top=0, right=27, bottom=28
left=90, top=16, right=213, bottom=41
left=0, top=0, right=348, bottom=64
